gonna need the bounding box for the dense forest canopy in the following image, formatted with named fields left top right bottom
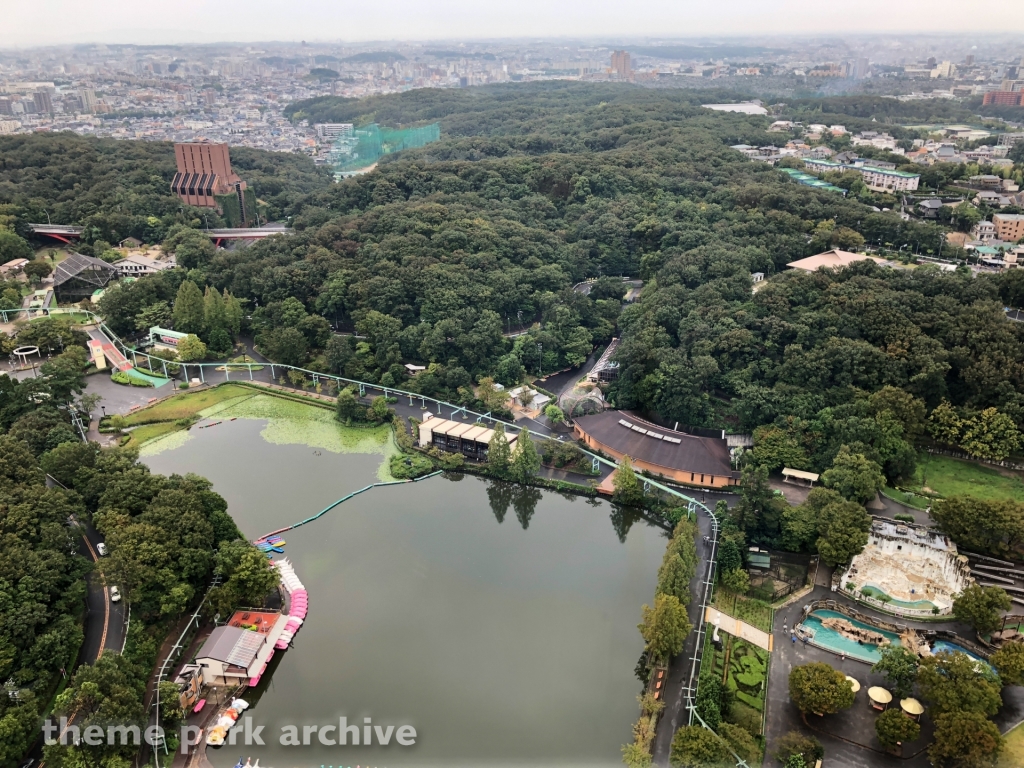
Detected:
left=8, top=84, right=1024, bottom=450
left=99, top=83, right=1012, bottom=414
left=773, top=91, right=1024, bottom=125
left=611, top=257, right=1024, bottom=475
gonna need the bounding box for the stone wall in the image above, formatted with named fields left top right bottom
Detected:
left=839, top=518, right=972, bottom=615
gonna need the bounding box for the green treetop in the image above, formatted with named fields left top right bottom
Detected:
left=487, top=423, right=511, bottom=477
left=172, top=280, right=206, bottom=336
left=510, top=432, right=540, bottom=483
left=952, top=584, right=1012, bottom=636
left=613, top=455, right=644, bottom=507
left=788, top=662, right=855, bottom=715
left=638, top=593, right=692, bottom=663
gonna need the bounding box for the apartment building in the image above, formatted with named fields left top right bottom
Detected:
left=803, top=158, right=920, bottom=192
left=993, top=214, right=1024, bottom=243
left=315, top=123, right=354, bottom=140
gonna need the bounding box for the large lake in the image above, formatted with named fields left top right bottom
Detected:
left=144, top=418, right=665, bottom=767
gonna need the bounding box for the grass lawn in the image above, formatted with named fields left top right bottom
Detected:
left=126, top=421, right=184, bottom=448
left=123, top=384, right=255, bottom=425
left=59, top=312, right=95, bottom=324
left=713, top=590, right=773, bottom=633
left=911, top=453, right=1024, bottom=503
left=999, top=723, right=1024, bottom=768
left=34, top=246, right=73, bottom=264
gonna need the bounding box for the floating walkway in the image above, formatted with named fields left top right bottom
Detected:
left=247, top=470, right=444, bottom=685
left=254, top=470, right=443, bottom=542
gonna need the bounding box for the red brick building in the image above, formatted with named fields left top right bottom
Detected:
left=983, top=91, right=1023, bottom=106
left=171, top=142, right=253, bottom=226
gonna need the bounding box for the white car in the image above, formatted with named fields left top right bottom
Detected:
left=96, top=542, right=108, bottom=557
left=109, top=586, right=121, bottom=603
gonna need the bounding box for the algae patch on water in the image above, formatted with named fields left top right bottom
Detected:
left=138, top=427, right=195, bottom=457
left=201, top=394, right=399, bottom=470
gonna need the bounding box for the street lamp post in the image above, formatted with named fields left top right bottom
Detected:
left=536, top=343, right=542, bottom=377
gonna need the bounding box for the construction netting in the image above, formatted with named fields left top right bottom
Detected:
left=330, top=123, right=441, bottom=177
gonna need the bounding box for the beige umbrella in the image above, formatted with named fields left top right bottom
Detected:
left=900, top=698, right=924, bottom=719
left=868, top=686, right=893, bottom=710
left=845, top=675, right=861, bottom=693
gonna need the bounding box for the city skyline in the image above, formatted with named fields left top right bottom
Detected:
left=5, top=0, right=1024, bottom=47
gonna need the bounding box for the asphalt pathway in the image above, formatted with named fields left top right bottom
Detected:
left=31, top=482, right=124, bottom=761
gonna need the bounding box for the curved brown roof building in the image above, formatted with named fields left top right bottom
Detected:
left=574, top=411, right=740, bottom=488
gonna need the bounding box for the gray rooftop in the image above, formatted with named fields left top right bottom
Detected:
left=196, top=625, right=263, bottom=668
left=52, top=252, right=118, bottom=287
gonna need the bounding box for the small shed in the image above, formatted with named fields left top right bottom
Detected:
left=782, top=467, right=820, bottom=487
left=404, top=363, right=426, bottom=375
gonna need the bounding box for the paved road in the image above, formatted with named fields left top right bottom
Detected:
left=29, top=485, right=125, bottom=760
left=76, top=514, right=128, bottom=661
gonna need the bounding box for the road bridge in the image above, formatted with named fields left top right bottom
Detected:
left=27, top=223, right=292, bottom=246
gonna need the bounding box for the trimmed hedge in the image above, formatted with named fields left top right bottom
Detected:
left=111, top=370, right=153, bottom=387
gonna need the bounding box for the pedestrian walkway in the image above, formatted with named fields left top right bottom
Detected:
left=705, top=606, right=774, bottom=652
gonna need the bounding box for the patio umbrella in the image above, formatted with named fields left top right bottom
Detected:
left=868, top=686, right=892, bottom=706
left=845, top=675, right=861, bottom=693
left=900, top=698, right=924, bottom=718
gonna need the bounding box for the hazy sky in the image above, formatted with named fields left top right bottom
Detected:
left=4, top=0, right=1024, bottom=47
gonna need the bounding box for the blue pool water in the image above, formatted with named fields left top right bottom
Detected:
left=798, top=610, right=903, bottom=664
left=931, top=641, right=996, bottom=674
left=860, top=583, right=936, bottom=611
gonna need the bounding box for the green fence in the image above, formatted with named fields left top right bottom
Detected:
left=331, top=122, right=441, bottom=176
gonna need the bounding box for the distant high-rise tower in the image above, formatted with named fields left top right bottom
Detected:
left=78, top=89, right=97, bottom=113
left=171, top=142, right=252, bottom=227
left=853, top=58, right=870, bottom=79
left=965, top=54, right=975, bottom=66
left=33, top=91, right=53, bottom=115
left=611, top=50, right=632, bottom=80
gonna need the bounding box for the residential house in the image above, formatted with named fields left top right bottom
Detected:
left=974, top=190, right=1013, bottom=208
left=969, top=175, right=1003, bottom=190
left=971, top=220, right=998, bottom=242
left=917, top=198, right=944, bottom=218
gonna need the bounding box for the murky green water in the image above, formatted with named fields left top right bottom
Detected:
left=144, top=418, right=665, bottom=768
